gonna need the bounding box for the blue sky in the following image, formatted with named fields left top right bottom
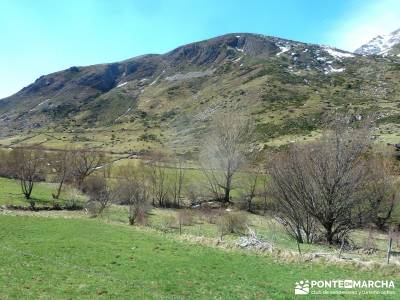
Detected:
left=0, top=0, right=399, bottom=99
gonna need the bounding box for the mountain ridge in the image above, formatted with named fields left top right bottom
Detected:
left=355, top=28, right=400, bottom=56
left=1, top=33, right=399, bottom=154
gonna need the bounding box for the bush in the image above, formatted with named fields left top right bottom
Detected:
left=137, top=133, right=158, bottom=142
left=84, top=175, right=115, bottom=217
left=116, top=163, right=151, bottom=225
left=186, top=184, right=201, bottom=206
left=177, top=209, right=194, bottom=226
left=199, top=206, right=224, bottom=224
left=86, top=201, right=105, bottom=217
left=64, top=190, right=84, bottom=210
left=234, top=198, right=248, bottom=211
left=133, top=209, right=149, bottom=226
left=362, top=228, right=377, bottom=250
left=217, top=211, right=248, bottom=239
left=158, top=215, right=177, bottom=232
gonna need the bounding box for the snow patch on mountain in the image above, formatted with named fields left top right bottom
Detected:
left=117, top=82, right=128, bottom=88
left=355, top=28, right=400, bottom=56
left=324, top=66, right=345, bottom=74
left=322, top=46, right=354, bottom=59
left=276, top=45, right=290, bottom=56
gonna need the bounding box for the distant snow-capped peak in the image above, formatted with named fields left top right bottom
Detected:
left=355, top=28, right=400, bottom=56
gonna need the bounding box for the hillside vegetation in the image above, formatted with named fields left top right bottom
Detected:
left=1, top=33, right=400, bottom=154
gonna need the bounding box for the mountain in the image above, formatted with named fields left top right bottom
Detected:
left=355, top=28, right=400, bottom=56
left=1, top=33, right=400, bottom=155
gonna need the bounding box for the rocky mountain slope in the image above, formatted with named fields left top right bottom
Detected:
left=1, top=33, right=400, bottom=154
left=355, top=28, right=400, bottom=56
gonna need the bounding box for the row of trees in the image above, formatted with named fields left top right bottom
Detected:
left=0, top=112, right=399, bottom=246
left=0, top=146, right=187, bottom=223
left=0, top=148, right=105, bottom=208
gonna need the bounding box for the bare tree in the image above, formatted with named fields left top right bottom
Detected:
left=84, top=175, right=115, bottom=217
left=10, top=148, right=44, bottom=208
left=306, top=123, right=371, bottom=244
left=148, top=152, right=169, bottom=207
left=71, top=149, right=105, bottom=189
left=50, top=149, right=73, bottom=202
left=268, top=118, right=371, bottom=244
left=268, top=150, right=317, bottom=244
left=170, top=155, right=185, bottom=208
left=0, top=149, right=13, bottom=178
left=200, top=113, right=254, bottom=204
left=365, top=155, right=399, bottom=231
left=238, top=164, right=262, bottom=212
left=118, top=163, right=151, bottom=225
left=261, top=169, right=269, bottom=214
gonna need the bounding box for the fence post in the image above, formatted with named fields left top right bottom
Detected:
left=338, top=239, right=345, bottom=259
left=297, top=240, right=302, bottom=261
left=387, top=237, right=393, bottom=264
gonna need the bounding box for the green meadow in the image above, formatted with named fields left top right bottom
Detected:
left=0, top=215, right=399, bottom=299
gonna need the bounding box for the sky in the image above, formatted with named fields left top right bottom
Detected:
left=0, top=0, right=399, bottom=99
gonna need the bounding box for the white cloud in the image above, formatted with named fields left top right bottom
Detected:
left=328, top=0, right=400, bottom=51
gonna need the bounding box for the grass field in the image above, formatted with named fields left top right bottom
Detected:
left=0, top=177, right=85, bottom=208
left=0, top=175, right=399, bottom=260
left=0, top=215, right=399, bottom=299
left=0, top=176, right=399, bottom=299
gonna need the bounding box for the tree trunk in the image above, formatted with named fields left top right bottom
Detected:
left=223, top=187, right=230, bottom=204
left=296, top=227, right=304, bottom=244
left=376, top=219, right=387, bottom=231
left=223, top=175, right=232, bottom=204
left=54, top=179, right=64, bottom=200
left=325, top=226, right=334, bottom=244
left=247, top=198, right=252, bottom=212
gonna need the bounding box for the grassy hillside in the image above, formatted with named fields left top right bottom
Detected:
left=0, top=215, right=398, bottom=299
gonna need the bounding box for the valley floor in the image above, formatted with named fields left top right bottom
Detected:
left=0, top=177, right=399, bottom=299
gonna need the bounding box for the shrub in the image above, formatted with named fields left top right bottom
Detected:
left=158, top=215, right=177, bottom=232
left=64, top=190, right=84, bottom=210
left=177, top=209, right=194, bottom=226
left=84, top=175, right=115, bottom=217
left=118, top=177, right=151, bottom=225
left=137, top=133, right=158, bottom=142
left=217, top=211, right=248, bottom=239
left=186, top=184, right=200, bottom=206
left=362, top=228, right=377, bottom=250
left=199, top=206, right=224, bottom=224
left=134, top=209, right=149, bottom=226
